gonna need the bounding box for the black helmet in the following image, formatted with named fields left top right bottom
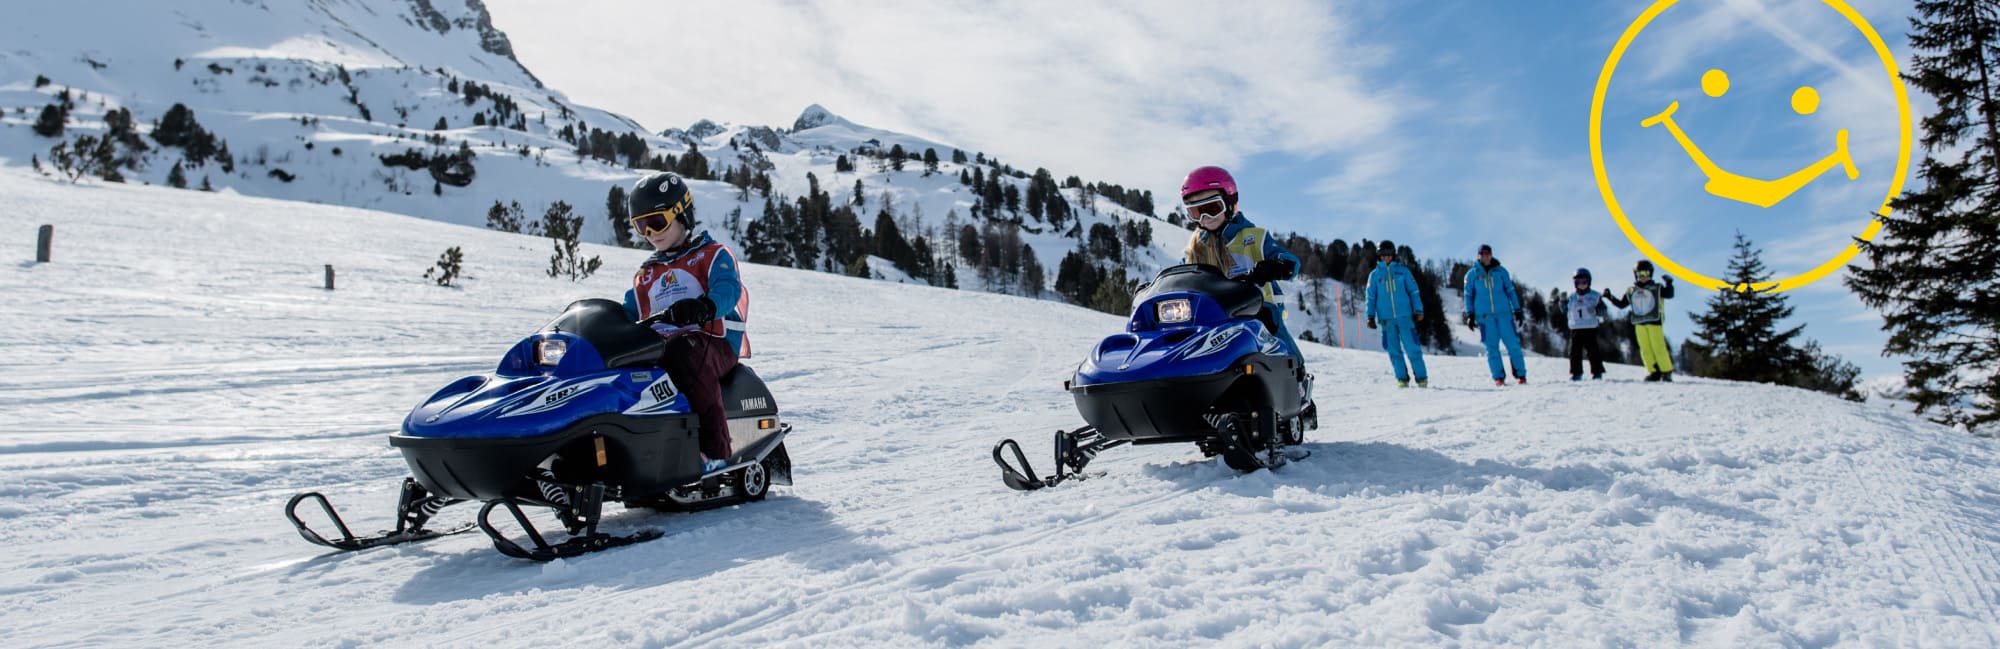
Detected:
left=1634, top=259, right=1655, bottom=275
left=1574, top=267, right=1592, bottom=280
left=628, top=172, right=695, bottom=229
left=1377, top=240, right=1397, bottom=257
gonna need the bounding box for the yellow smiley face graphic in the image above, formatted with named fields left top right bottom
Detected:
left=1589, top=0, right=1913, bottom=294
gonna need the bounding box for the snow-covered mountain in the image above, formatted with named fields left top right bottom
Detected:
left=0, top=0, right=663, bottom=242
left=5, top=165, right=1998, bottom=647
left=0, top=1, right=1422, bottom=353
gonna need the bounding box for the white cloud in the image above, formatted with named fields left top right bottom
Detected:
left=483, top=0, right=1402, bottom=204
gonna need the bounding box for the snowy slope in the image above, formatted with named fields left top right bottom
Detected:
left=5, top=172, right=1999, bottom=648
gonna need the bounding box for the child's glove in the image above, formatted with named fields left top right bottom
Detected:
left=1365, top=317, right=1377, bottom=330
left=1463, top=313, right=1477, bottom=330
left=664, top=296, right=717, bottom=327
left=1244, top=258, right=1293, bottom=284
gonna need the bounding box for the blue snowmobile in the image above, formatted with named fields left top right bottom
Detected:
left=286, top=299, right=793, bottom=560
left=994, top=263, right=1315, bottom=490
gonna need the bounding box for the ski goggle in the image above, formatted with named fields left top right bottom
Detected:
left=1184, top=193, right=1229, bottom=221
left=630, top=196, right=692, bottom=237
left=1574, top=278, right=1591, bottom=287
left=1635, top=269, right=1654, bottom=279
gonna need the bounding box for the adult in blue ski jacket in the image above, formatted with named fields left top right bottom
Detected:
left=1364, top=240, right=1428, bottom=387
left=1461, top=243, right=1527, bottom=384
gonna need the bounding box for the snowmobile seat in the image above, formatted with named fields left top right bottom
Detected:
left=542, top=299, right=665, bottom=369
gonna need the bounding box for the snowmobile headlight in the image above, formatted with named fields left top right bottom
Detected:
left=536, top=338, right=568, bottom=366
left=1157, top=298, right=1193, bottom=324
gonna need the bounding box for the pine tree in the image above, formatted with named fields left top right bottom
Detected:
left=1088, top=268, right=1134, bottom=315
left=744, top=198, right=792, bottom=266
left=1021, top=244, right=1044, bottom=297
left=923, top=147, right=939, bottom=174
left=607, top=185, right=632, bottom=246
left=542, top=201, right=602, bottom=280
left=1689, top=233, right=1809, bottom=383
left=32, top=104, right=64, bottom=138
left=1846, top=0, right=2000, bottom=430
left=889, top=143, right=906, bottom=171
left=875, top=210, right=914, bottom=274
left=166, top=160, right=187, bottom=189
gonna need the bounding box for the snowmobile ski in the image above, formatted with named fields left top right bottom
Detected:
left=285, top=479, right=471, bottom=552
left=476, top=482, right=662, bottom=561
left=994, top=426, right=1127, bottom=491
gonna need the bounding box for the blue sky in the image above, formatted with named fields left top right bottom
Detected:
left=488, top=0, right=1921, bottom=378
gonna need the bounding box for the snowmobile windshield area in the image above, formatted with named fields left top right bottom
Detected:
left=540, top=299, right=666, bottom=368
left=1135, top=264, right=1264, bottom=319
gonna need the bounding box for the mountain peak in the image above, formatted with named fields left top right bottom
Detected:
left=406, top=0, right=541, bottom=87
left=792, top=104, right=854, bottom=132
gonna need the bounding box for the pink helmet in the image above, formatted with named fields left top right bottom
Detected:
left=1181, top=166, right=1238, bottom=206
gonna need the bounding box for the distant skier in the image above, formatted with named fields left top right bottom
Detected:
left=1461, top=243, right=1527, bottom=385
left=1565, top=268, right=1608, bottom=381
left=1365, top=240, right=1429, bottom=388
left=1179, top=165, right=1306, bottom=372
left=620, top=172, right=751, bottom=472
left=1602, top=259, right=1676, bottom=382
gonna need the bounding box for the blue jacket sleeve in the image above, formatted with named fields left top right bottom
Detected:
left=1364, top=270, right=1380, bottom=320
left=1261, top=233, right=1300, bottom=280
left=622, top=287, right=640, bottom=321
left=1462, top=266, right=1480, bottom=314
left=1501, top=268, right=1521, bottom=313
left=1400, top=266, right=1424, bottom=316
left=705, top=247, right=744, bottom=321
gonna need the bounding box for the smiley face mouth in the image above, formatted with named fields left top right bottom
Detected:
left=1640, top=75, right=1859, bottom=208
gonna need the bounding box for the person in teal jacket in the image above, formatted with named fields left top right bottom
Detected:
left=1461, top=243, right=1527, bottom=385
left=1365, top=240, right=1428, bottom=387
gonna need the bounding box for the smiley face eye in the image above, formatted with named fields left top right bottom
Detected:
left=1702, top=68, right=1730, bottom=97
left=1792, top=86, right=1820, bottom=115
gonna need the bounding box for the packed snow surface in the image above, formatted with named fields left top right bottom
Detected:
left=4, top=172, right=1999, bottom=648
